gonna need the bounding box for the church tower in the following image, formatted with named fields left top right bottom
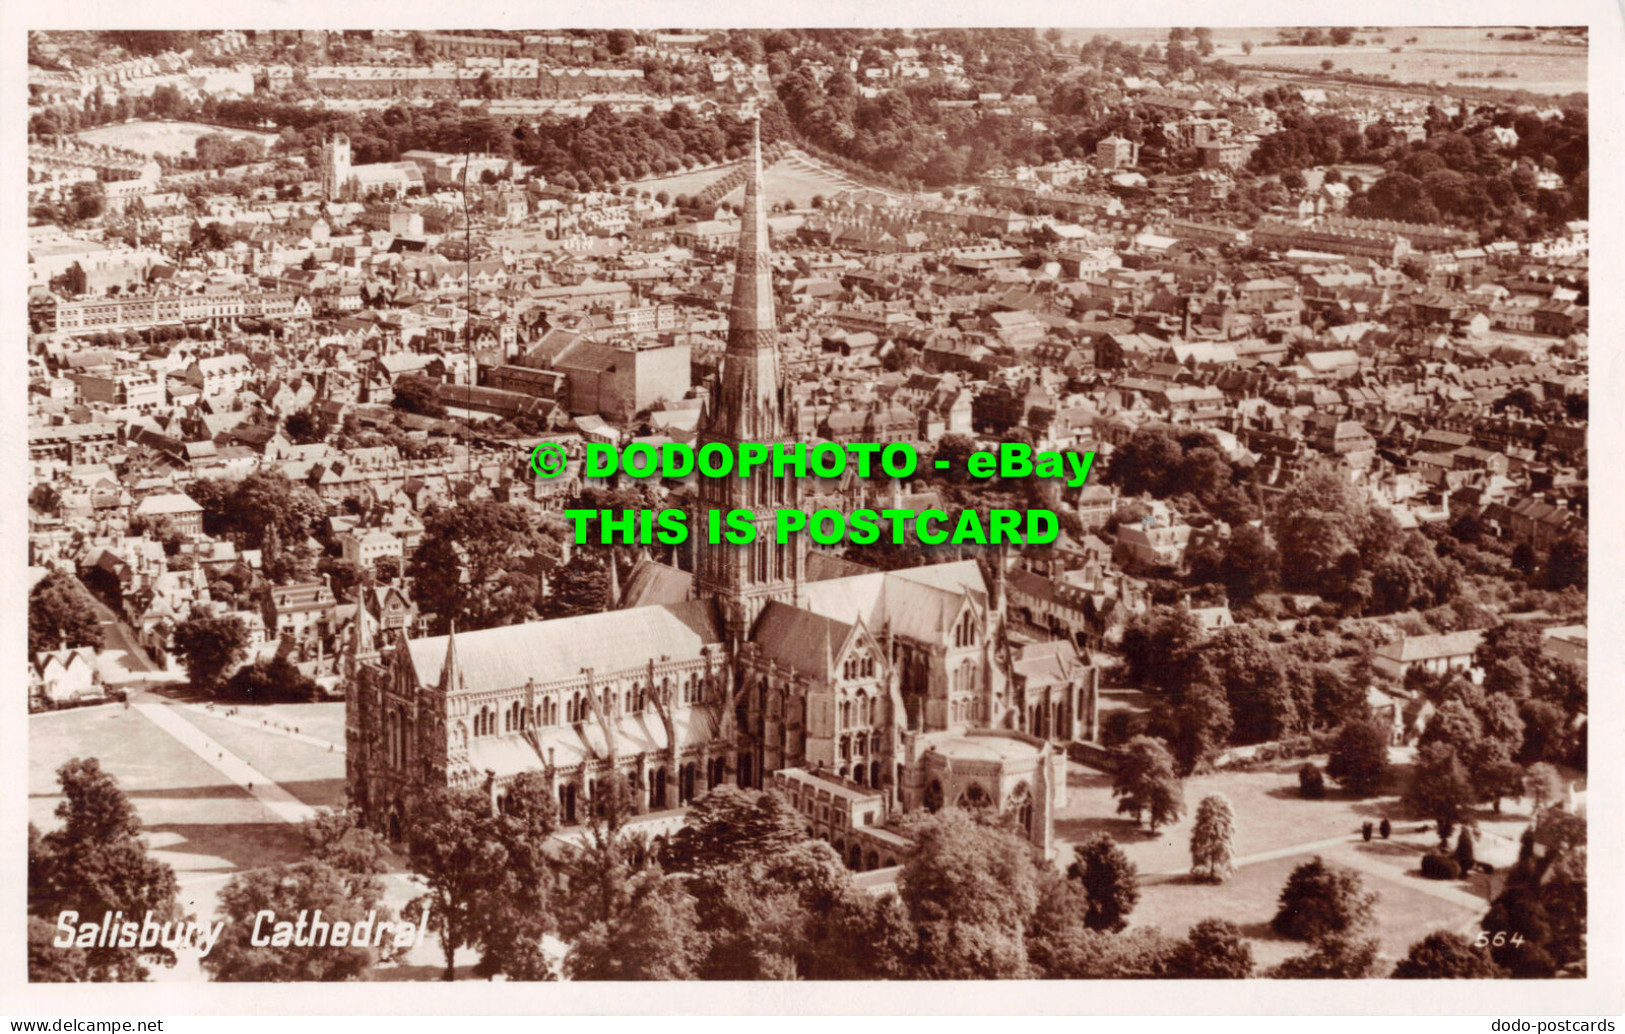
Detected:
left=322, top=132, right=352, bottom=201
left=694, top=120, right=806, bottom=642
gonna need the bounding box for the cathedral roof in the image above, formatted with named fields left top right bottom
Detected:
left=922, top=731, right=1046, bottom=765
left=753, top=602, right=855, bottom=677
left=798, top=560, right=988, bottom=642
left=406, top=599, right=721, bottom=693
left=619, top=558, right=693, bottom=609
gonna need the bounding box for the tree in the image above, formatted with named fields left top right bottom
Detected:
left=1268, top=934, right=1380, bottom=978
left=1298, top=762, right=1327, bottom=799
left=1188, top=794, right=1237, bottom=882
left=204, top=860, right=391, bottom=981
left=170, top=612, right=250, bottom=690
left=301, top=809, right=390, bottom=887
left=283, top=407, right=326, bottom=445
left=664, top=786, right=808, bottom=876
left=228, top=470, right=326, bottom=552
left=224, top=655, right=318, bottom=703
left=28, top=760, right=182, bottom=981
left=1068, top=833, right=1141, bottom=932
left=1406, top=742, right=1475, bottom=829
left=1205, top=625, right=1301, bottom=744
left=538, top=551, right=611, bottom=620
left=1454, top=827, right=1477, bottom=871
left=1220, top=524, right=1278, bottom=599
left=405, top=776, right=557, bottom=981
left=1168, top=918, right=1254, bottom=978
left=1163, top=679, right=1233, bottom=776
left=1111, top=736, right=1185, bottom=832
left=1117, top=605, right=1205, bottom=693
left=1103, top=427, right=1185, bottom=497
left=1482, top=819, right=1585, bottom=977
left=1269, top=466, right=1372, bottom=595
left=1326, top=718, right=1391, bottom=796
left=391, top=377, right=447, bottom=418
left=897, top=809, right=1044, bottom=979
left=565, top=870, right=707, bottom=980
left=1524, top=762, right=1564, bottom=815
left=1271, top=856, right=1377, bottom=941
left=29, top=571, right=106, bottom=657
left=1546, top=532, right=1586, bottom=591
left=1392, top=931, right=1502, bottom=978
left=408, top=500, right=547, bottom=634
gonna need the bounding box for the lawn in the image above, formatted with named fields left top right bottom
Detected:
left=74, top=120, right=278, bottom=159
left=1056, top=757, right=1403, bottom=875
left=197, top=700, right=347, bottom=747
left=30, top=705, right=308, bottom=875
left=1130, top=851, right=1482, bottom=973
left=629, top=149, right=893, bottom=209
left=169, top=707, right=346, bottom=811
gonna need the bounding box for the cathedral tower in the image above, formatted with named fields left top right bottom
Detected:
left=694, top=120, right=806, bottom=642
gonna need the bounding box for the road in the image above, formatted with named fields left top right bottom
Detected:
left=83, top=588, right=164, bottom=683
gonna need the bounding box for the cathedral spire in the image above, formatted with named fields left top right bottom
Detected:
left=711, top=117, right=780, bottom=441
left=439, top=623, right=463, bottom=694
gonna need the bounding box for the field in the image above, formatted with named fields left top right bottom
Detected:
left=1054, top=753, right=1521, bottom=973
left=1130, top=852, right=1479, bottom=970
left=73, top=120, right=279, bottom=159
left=629, top=148, right=896, bottom=209
left=1059, top=26, right=1587, bottom=96
left=29, top=703, right=309, bottom=877
left=164, top=705, right=346, bottom=811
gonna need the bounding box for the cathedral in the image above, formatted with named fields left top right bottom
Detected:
left=344, top=124, right=1098, bottom=864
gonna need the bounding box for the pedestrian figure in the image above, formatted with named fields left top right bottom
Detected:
left=1379, top=817, right=1391, bottom=839
left=1362, top=821, right=1373, bottom=842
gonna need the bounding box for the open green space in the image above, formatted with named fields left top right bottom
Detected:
left=29, top=705, right=307, bottom=874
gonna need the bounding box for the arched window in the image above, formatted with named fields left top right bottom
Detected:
left=1008, top=782, right=1034, bottom=832
left=957, top=783, right=991, bottom=810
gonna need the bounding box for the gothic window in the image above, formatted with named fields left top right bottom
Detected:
left=954, top=612, right=976, bottom=648
left=924, top=779, right=944, bottom=812
left=454, top=722, right=467, bottom=750
left=957, top=783, right=991, bottom=810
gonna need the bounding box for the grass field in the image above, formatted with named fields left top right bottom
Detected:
left=1056, top=757, right=1404, bottom=874
left=1130, top=851, right=1479, bottom=971
left=629, top=149, right=894, bottom=209
left=74, top=120, right=278, bottom=159
left=1056, top=751, right=1514, bottom=973
left=168, top=707, right=346, bottom=811
left=29, top=704, right=308, bottom=875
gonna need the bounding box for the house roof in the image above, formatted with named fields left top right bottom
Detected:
left=1375, top=630, right=1483, bottom=663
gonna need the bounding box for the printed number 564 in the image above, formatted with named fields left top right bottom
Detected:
left=1476, top=931, right=1526, bottom=948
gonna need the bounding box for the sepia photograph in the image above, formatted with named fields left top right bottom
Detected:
left=7, top=6, right=1613, bottom=1017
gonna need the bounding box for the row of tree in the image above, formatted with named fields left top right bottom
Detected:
left=29, top=754, right=1581, bottom=981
